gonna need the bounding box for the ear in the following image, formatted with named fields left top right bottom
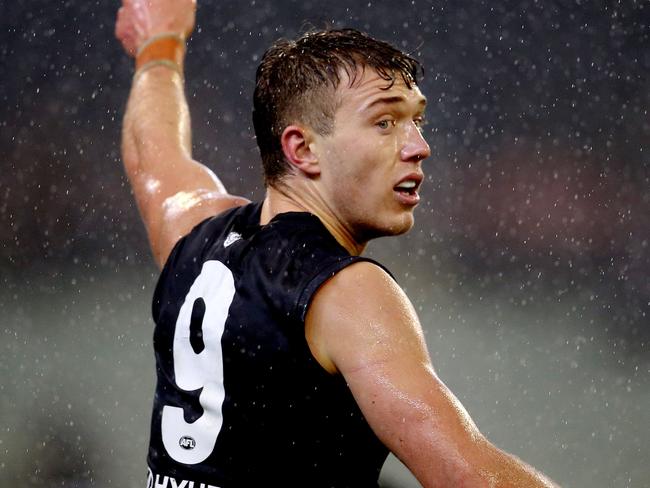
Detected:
left=280, top=125, right=320, bottom=177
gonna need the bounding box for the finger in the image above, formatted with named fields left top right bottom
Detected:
left=131, top=1, right=152, bottom=41
left=117, top=26, right=138, bottom=55
left=115, top=8, right=129, bottom=44
left=115, top=8, right=133, bottom=54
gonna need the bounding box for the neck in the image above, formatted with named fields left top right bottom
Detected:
left=261, top=177, right=367, bottom=256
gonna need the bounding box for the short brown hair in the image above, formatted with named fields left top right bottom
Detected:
left=252, top=28, right=422, bottom=186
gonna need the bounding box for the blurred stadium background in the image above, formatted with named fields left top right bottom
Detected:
left=1, top=1, right=648, bottom=486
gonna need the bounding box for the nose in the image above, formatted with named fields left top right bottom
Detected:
left=400, top=122, right=431, bottom=163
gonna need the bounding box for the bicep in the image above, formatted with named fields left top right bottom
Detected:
left=345, top=354, right=487, bottom=487
left=306, top=262, right=488, bottom=487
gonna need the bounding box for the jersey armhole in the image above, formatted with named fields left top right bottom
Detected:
left=294, top=256, right=396, bottom=323
left=151, top=205, right=246, bottom=319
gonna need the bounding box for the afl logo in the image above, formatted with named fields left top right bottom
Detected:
left=179, top=436, right=196, bottom=450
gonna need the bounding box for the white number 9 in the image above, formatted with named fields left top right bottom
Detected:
left=161, top=260, right=235, bottom=464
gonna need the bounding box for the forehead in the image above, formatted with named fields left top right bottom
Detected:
left=334, top=66, right=426, bottom=111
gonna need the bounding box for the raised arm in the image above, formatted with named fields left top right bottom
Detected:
left=115, top=0, right=248, bottom=268
left=306, top=262, right=561, bottom=488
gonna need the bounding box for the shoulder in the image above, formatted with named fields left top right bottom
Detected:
left=305, top=261, right=422, bottom=374
left=309, top=261, right=407, bottom=321
left=246, top=212, right=363, bottom=319
left=155, top=192, right=250, bottom=268
left=161, top=202, right=258, bottom=271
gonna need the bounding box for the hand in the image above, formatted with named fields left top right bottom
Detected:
left=115, top=0, right=196, bottom=57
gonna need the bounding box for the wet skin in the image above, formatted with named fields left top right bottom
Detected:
left=310, top=68, right=431, bottom=244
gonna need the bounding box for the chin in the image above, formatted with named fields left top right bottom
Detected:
left=359, top=213, right=415, bottom=240
left=389, top=214, right=415, bottom=235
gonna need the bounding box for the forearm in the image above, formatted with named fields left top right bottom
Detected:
left=398, top=396, right=560, bottom=488
left=393, top=422, right=559, bottom=488
left=121, top=60, right=226, bottom=247
left=122, top=62, right=194, bottom=181
left=116, top=0, right=222, bottom=195
left=475, top=439, right=560, bottom=488
left=394, top=415, right=559, bottom=488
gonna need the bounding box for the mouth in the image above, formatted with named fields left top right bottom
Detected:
left=393, top=174, right=423, bottom=205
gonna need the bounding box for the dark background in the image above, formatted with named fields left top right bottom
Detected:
left=1, top=1, right=648, bottom=486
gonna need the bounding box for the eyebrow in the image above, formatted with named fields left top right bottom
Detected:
left=361, top=95, right=427, bottom=113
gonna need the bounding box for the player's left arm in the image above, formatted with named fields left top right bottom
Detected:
left=306, top=262, right=560, bottom=488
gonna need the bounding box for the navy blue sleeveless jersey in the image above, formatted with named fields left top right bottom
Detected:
left=147, top=202, right=389, bottom=488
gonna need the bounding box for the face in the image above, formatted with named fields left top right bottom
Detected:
left=312, top=68, right=431, bottom=242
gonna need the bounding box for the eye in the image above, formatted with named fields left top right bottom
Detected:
left=376, top=119, right=395, bottom=130
left=413, top=116, right=427, bottom=129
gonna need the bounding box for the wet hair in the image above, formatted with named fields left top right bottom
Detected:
left=252, top=28, right=422, bottom=186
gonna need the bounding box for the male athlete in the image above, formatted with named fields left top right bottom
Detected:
left=116, top=0, right=560, bottom=486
